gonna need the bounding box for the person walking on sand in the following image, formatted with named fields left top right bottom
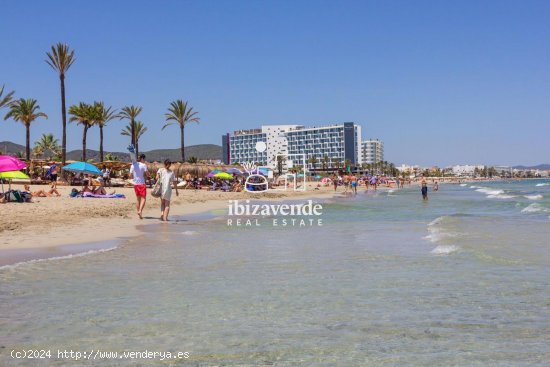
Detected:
left=156, top=159, right=179, bottom=221
left=421, top=176, right=428, bottom=200
left=130, top=153, right=150, bottom=219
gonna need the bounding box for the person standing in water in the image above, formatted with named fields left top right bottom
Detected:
left=433, top=180, right=439, bottom=192
left=156, top=159, right=179, bottom=221
left=350, top=173, right=358, bottom=194
left=421, top=177, right=428, bottom=200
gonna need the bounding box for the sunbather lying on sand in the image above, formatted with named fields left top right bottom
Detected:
left=23, top=184, right=61, bottom=198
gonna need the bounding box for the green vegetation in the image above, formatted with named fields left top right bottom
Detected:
left=46, top=42, right=75, bottom=165
left=117, top=105, right=143, bottom=155
left=121, top=120, right=147, bottom=156
left=4, top=98, right=48, bottom=160
left=94, top=102, right=117, bottom=162
left=163, top=100, right=200, bottom=162
left=2, top=43, right=208, bottom=164
left=0, top=85, right=15, bottom=110
left=34, top=133, right=60, bottom=160
left=69, top=102, right=96, bottom=162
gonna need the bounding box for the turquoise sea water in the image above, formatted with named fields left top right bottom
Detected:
left=1, top=180, right=549, bottom=366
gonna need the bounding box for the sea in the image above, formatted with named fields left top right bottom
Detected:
left=1, top=180, right=549, bottom=366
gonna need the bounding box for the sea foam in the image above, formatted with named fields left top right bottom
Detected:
left=521, top=203, right=550, bottom=213
left=524, top=194, right=543, bottom=200
left=535, top=183, right=549, bottom=187
left=475, top=187, right=504, bottom=196
left=431, top=245, right=460, bottom=255
left=0, top=246, right=118, bottom=271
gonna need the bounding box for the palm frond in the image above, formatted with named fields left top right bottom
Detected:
left=0, top=85, right=15, bottom=109
left=4, top=98, right=48, bottom=125
left=45, top=42, right=75, bottom=74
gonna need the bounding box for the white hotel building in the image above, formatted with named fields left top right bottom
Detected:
left=361, top=139, right=384, bottom=164
left=222, top=122, right=363, bottom=171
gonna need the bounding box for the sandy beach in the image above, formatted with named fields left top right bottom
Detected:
left=0, top=183, right=338, bottom=254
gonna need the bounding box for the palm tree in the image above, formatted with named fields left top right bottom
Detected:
left=4, top=99, right=48, bottom=160
left=332, top=158, right=340, bottom=170
left=93, top=102, right=117, bottom=162
left=307, top=156, right=318, bottom=170
left=33, top=145, right=44, bottom=159
left=117, top=105, right=142, bottom=154
left=69, top=102, right=95, bottom=161
left=121, top=120, right=147, bottom=155
left=0, top=85, right=15, bottom=110
left=322, top=155, right=330, bottom=172
left=34, top=133, right=60, bottom=159
left=163, top=100, right=200, bottom=162
left=187, top=156, right=198, bottom=164
left=46, top=43, right=75, bottom=166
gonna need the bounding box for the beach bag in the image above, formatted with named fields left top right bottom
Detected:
left=8, top=190, right=23, bottom=203
left=151, top=169, right=163, bottom=198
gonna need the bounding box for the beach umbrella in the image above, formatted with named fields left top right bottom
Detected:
left=0, top=155, right=27, bottom=173
left=0, top=170, right=30, bottom=192
left=0, top=170, right=30, bottom=180
left=63, top=161, right=102, bottom=176
left=214, top=172, right=233, bottom=180
left=206, top=172, right=216, bottom=178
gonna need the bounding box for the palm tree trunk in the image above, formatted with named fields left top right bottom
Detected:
left=82, top=126, right=88, bottom=162
left=99, top=125, right=104, bottom=162
left=25, top=124, right=31, bottom=161
left=60, top=74, right=67, bottom=166
left=180, top=124, right=185, bottom=162
left=135, top=139, right=139, bottom=158
left=131, top=119, right=136, bottom=147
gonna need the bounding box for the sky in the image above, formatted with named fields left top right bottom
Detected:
left=1, top=0, right=549, bottom=167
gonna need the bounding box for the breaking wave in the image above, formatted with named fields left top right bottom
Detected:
left=431, top=245, right=460, bottom=255
left=521, top=203, right=550, bottom=213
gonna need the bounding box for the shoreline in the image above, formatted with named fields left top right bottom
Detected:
left=2, top=178, right=541, bottom=267
left=0, top=185, right=339, bottom=267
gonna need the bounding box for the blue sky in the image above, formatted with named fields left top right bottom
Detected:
left=1, top=0, right=549, bottom=166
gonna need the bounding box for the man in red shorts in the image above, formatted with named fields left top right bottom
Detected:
left=129, top=153, right=150, bottom=219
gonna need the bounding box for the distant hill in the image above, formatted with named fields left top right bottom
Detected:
left=0, top=141, right=25, bottom=155
left=0, top=141, right=221, bottom=162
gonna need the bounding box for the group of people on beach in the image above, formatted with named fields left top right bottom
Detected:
left=328, top=173, right=408, bottom=194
